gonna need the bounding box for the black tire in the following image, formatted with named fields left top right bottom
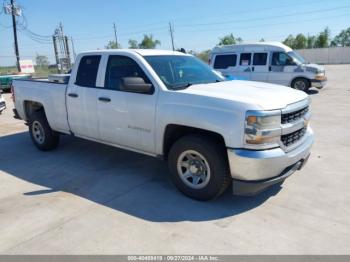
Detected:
left=291, top=78, right=310, bottom=92
left=168, top=135, right=231, bottom=201
left=28, top=110, right=59, bottom=151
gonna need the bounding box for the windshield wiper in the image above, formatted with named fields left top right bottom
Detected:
left=169, top=82, right=193, bottom=90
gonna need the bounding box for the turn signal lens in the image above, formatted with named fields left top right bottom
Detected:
left=315, top=75, right=326, bottom=81
left=246, top=136, right=279, bottom=144
left=247, top=116, right=257, bottom=125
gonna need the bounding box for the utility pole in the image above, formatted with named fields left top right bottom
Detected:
left=64, top=36, right=71, bottom=68
left=53, top=23, right=72, bottom=72
left=10, top=0, right=21, bottom=72
left=52, top=35, right=60, bottom=73
left=71, top=37, right=77, bottom=61
left=169, top=22, right=175, bottom=51
left=113, top=22, right=118, bottom=48
left=59, top=22, right=67, bottom=58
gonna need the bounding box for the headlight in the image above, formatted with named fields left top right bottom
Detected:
left=315, top=74, right=326, bottom=81
left=245, top=110, right=281, bottom=149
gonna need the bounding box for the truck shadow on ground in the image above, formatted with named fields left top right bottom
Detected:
left=0, top=132, right=282, bottom=222
left=306, top=89, right=319, bottom=95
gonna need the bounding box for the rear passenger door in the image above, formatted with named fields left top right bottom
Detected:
left=212, top=54, right=237, bottom=79
left=251, top=52, right=269, bottom=82
left=66, top=55, right=101, bottom=140
left=97, top=55, right=158, bottom=154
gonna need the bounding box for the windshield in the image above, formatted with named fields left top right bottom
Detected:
left=144, top=55, right=224, bottom=90
left=287, top=51, right=306, bottom=65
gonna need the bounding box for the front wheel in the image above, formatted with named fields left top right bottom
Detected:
left=168, top=135, right=231, bottom=201
left=291, top=78, right=310, bottom=92
left=28, top=111, right=59, bottom=151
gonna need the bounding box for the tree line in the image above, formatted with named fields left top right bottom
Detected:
left=105, top=34, right=161, bottom=49
left=283, top=27, right=350, bottom=50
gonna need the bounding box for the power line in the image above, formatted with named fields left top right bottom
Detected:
left=179, top=12, right=350, bottom=34
left=16, top=15, right=52, bottom=44
left=109, top=0, right=331, bottom=32
left=176, top=4, right=350, bottom=28
left=73, top=26, right=167, bottom=40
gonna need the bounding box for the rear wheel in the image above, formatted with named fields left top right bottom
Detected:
left=168, top=135, right=231, bottom=201
left=291, top=78, right=310, bottom=92
left=29, top=111, right=59, bottom=151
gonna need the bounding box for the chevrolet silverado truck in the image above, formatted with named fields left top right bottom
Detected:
left=12, top=49, right=313, bottom=201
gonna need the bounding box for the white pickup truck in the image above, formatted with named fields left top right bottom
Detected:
left=12, top=49, right=313, bottom=201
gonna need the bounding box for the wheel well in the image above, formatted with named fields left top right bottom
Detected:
left=24, top=101, right=44, bottom=120
left=163, top=124, right=226, bottom=159
left=291, top=77, right=311, bottom=87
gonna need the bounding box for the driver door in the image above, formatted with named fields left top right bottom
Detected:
left=268, top=52, right=294, bottom=86
left=97, top=55, right=158, bottom=154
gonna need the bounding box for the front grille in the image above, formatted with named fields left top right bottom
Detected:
left=282, top=106, right=308, bottom=124
left=281, top=127, right=307, bottom=147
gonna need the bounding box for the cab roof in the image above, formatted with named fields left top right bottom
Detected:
left=79, top=49, right=189, bottom=57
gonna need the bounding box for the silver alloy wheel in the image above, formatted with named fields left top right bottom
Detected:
left=294, top=80, right=306, bottom=90
left=176, top=150, right=211, bottom=189
left=32, top=120, right=45, bottom=144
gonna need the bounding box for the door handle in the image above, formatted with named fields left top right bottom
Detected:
left=269, top=66, right=272, bottom=71
left=98, top=97, right=111, bottom=102
left=68, top=93, right=78, bottom=98
left=252, top=66, right=255, bottom=72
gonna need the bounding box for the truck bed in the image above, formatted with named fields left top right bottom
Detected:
left=12, top=79, right=70, bottom=134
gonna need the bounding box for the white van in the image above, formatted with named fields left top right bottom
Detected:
left=209, top=42, right=327, bottom=91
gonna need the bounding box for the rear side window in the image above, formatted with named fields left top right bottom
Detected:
left=240, top=53, right=251, bottom=66
left=213, top=54, right=237, bottom=69
left=75, top=55, right=101, bottom=87
left=253, top=53, right=268, bottom=66
left=105, top=55, right=151, bottom=91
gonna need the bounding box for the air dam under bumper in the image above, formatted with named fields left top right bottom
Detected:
left=227, top=128, right=314, bottom=196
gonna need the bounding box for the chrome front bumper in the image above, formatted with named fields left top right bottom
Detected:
left=311, top=78, right=327, bottom=89
left=227, top=128, right=314, bottom=194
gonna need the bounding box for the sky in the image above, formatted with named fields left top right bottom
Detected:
left=0, top=0, right=350, bottom=66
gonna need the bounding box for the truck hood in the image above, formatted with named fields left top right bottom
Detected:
left=180, top=80, right=308, bottom=110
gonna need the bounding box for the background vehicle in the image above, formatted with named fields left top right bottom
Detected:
left=210, top=42, right=327, bottom=91
left=0, top=91, right=6, bottom=114
left=12, top=49, right=313, bottom=201
left=0, top=74, right=31, bottom=92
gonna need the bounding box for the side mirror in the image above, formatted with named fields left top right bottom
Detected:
left=120, top=77, right=154, bottom=94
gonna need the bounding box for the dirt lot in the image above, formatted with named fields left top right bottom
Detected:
left=0, top=65, right=349, bottom=254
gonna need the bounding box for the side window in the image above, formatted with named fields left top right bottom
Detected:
left=105, top=55, right=151, bottom=92
left=213, top=54, right=237, bottom=69
left=253, top=53, right=268, bottom=66
left=272, top=52, right=295, bottom=66
left=75, top=55, right=101, bottom=87
left=239, top=53, right=251, bottom=66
